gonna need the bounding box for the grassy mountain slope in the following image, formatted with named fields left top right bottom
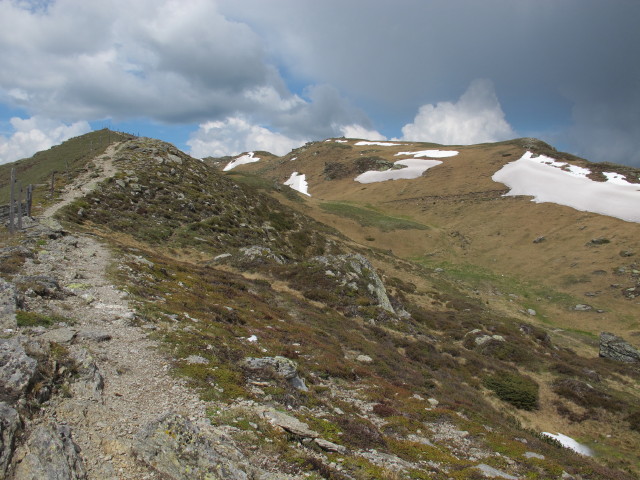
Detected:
left=221, top=138, right=640, bottom=341
left=3, top=132, right=639, bottom=478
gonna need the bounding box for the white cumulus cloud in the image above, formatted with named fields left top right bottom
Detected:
left=0, top=116, right=91, bottom=164
left=187, top=117, right=306, bottom=158
left=339, top=124, right=386, bottom=141
left=400, top=79, right=516, bottom=145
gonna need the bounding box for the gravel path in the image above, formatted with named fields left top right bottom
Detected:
left=23, top=143, right=211, bottom=479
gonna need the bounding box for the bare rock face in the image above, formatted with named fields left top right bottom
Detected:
left=0, top=402, right=21, bottom=478
left=12, top=424, right=87, bottom=480
left=0, top=338, right=37, bottom=403
left=599, top=332, right=640, bottom=363
left=133, top=412, right=250, bottom=480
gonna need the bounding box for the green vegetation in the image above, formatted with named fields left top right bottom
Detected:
left=320, top=201, right=429, bottom=231
left=16, top=310, right=70, bottom=327
left=484, top=372, right=539, bottom=410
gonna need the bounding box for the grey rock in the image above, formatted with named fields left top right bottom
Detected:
left=0, top=402, right=21, bottom=477
left=185, top=355, right=208, bottom=365
left=474, top=463, right=518, bottom=479
left=242, top=356, right=297, bottom=379
left=14, top=276, right=64, bottom=299
left=69, top=348, right=104, bottom=401
left=524, top=451, right=545, bottom=460
left=0, top=280, right=18, bottom=330
left=573, top=304, right=592, bottom=312
left=41, top=328, right=76, bottom=344
left=599, top=332, right=640, bottom=363
left=533, top=236, right=546, bottom=244
left=527, top=309, right=537, bottom=316
left=0, top=338, right=37, bottom=402
left=13, top=423, right=87, bottom=480
left=75, top=329, right=112, bottom=343
left=241, top=356, right=308, bottom=391
left=133, top=412, right=249, bottom=480
left=314, top=254, right=394, bottom=313
left=261, top=409, right=318, bottom=438
left=314, top=438, right=347, bottom=454
left=167, top=154, right=183, bottom=165
left=355, top=354, right=373, bottom=364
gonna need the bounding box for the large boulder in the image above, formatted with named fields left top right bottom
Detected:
left=133, top=412, right=250, bottom=480
left=0, top=338, right=37, bottom=403
left=599, top=332, right=640, bottom=363
left=12, top=424, right=87, bottom=480
left=0, top=402, right=21, bottom=478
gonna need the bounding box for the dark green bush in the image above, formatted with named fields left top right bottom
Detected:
left=483, top=371, right=539, bottom=410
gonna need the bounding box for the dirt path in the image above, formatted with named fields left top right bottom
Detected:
left=23, top=143, right=211, bottom=479
left=41, top=143, right=121, bottom=219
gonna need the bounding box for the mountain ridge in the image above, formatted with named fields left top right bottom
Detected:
left=0, top=131, right=639, bottom=479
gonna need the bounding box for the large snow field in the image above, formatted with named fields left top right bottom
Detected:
left=542, top=432, right=593, bottom=456
left=492, top=151, right=640, bottom=223
left=355, top=159, right=443, bottom=184
left=223, top=152, right=260, bottom=171
left=284, top=171, right=311, bottom=196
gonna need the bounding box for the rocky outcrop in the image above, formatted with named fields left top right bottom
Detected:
left=133, top=412, right=250, bottom=480
left=241, top=356, right=307, bottom=391
left=0, top=339, right=36, bottom=403
left=599, top=332, right=640, bottom=363
left=12, top=424, right=87, bottom=480
left=315, top=254, right=395, bottom=313
left=0, top=403, right=21, bottom=478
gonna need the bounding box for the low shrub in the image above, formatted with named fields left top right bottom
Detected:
left=483, top=371, right=539, bottom=410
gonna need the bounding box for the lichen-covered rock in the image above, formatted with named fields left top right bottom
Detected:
left=260, top=409, right=319, bottom=438
left=0, top=339, right=36, bottom=403
left=0, top=280, right=17, bottom=330
left=12, top=424, right=87, bottom=480
left=241, top=356, right=307, bottom=391
left=13, top=276, right=64, bottom=299
left=0, top=402, right=21, bottom=478
left=599, top=332, right=640, bottom=363
left=133, top=412, right=249, bottom=480
left=314, top=254, right=394, bottom=313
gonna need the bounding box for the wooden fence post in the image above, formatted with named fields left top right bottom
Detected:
left=17, top=183, right=22, bottom=230
left=26, top=184, right=33, bottom=217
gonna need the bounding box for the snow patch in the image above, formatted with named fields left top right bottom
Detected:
left=355, top=141, right=404, bottom=146
left=247, top=335, right=258, bottom=342
left=355, top=159, right=442, bottom=184
left=223, top=152, right=260, bottom=171
left=541, top=432, right=592, bottom=456
left=395, top=149, right=459, bottom=158
left=492, top=151, right=640, bottom=223
left=284, top=172, right=311, bottom=196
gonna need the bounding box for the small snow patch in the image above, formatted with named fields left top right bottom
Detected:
left=223, top=152, right=260, bottom=171
left=355, top=159, right=442, bottom=184
left=395, top=149, right=459, bottom=158
left=284, top=172, right=311, bottom=196
left=247, top=335, right=258, bottom=342
left=542, top=432, right=593, bottom=456
left=355, top=141, right=404, bottom=146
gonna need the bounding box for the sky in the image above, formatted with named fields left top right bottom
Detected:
left=1, top=0, right=639, bottom=166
